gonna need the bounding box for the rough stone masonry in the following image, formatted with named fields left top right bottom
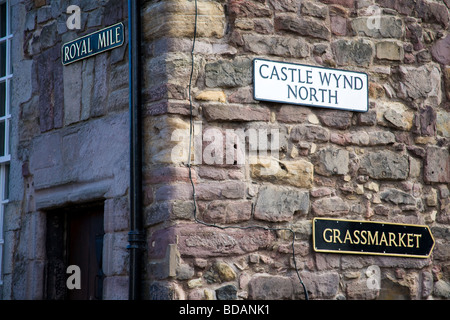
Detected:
left=5, top=0, right=449, bottom=301
left=142, top=0, right=450, bottom=300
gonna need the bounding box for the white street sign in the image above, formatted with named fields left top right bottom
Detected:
left=253, top=58, right=369, bottom=112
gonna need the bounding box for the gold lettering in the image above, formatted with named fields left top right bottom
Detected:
left=360, top=230, right=367, bottom=245
left=367, top=231, right=379, bottom=245
left=398, top=233, right=406, bottom=247
left=407, top=233, right=414, bottom=247
left=323, top=228, right=333, bottom=243
left=353, top=230, right=360, bottom=244
left=414, top=234, right=422, bottom=248
left=333, top=229, right=342, bottom=244
left=389, top=232, right=397, bottom=247
left=379, top=232, right=388, bottom=246
left=344, top=230, right=353, bottom=244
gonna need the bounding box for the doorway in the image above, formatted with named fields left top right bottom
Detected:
left=45, top=203, right=104, bottom=300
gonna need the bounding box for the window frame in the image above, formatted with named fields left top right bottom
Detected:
left=0, top=0, right=11, bottom=287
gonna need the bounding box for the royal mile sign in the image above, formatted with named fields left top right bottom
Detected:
left=253, top=58, right=369, bottom=112
left=313, top=218, right=435, bottom=259
left=62, top=22, right=124, bottom=66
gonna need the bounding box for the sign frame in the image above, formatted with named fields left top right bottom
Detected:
left=313, top=218, right=435, bottom=259
left=61, top=22, right=125, bottom=66
left=253, top=58, right=369, bottom=113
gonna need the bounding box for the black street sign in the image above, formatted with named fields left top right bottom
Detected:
left=62, top=22, right=124, bottom=66
left=313, top=218, right=435, bottom=258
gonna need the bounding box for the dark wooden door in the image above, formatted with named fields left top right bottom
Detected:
left=66, top=208, right=104, bottom=300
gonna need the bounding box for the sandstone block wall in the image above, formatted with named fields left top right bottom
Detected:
left=143, top=0, right=450, bottom=300
left=3, top=0, right=130, bottom=300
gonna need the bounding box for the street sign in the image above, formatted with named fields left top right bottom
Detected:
left=253, top=58, right=369, bottom=112
left=313, top=218, right=435, bottom=258
left=62, top=22, right=124, bottom=66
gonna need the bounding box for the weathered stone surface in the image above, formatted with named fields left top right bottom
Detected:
left=268, top=0, right=301, bottom=12
left=376, top=0, right=415, bottom=15
left=347, top=279, right=379, bottom=300
left=36, top=49, right=63, bottom=132
left=351, top=16, right=403, bottom=38
left=145, top=115, right=190, bottom=165
left=205, top=57, right=252, bottom=88
left=290, top=124, right=330, bottom=142
left=415, top=0, right=450, bottom=29
left=229, top=0, right=271, bottom=18
left=302, top=1, right=329, bottom=19
left=195, top=90, right=226, bottom=103
left=360, top=151, right=409, bottom=180
left=254, top=185, right=309, bottom=222
left=332, top=39, right=374, bottom=67
left=228, top=86, right=255, bottom=104
left=380, top=188, right=416, bottom=205
left=313, top=146, right=349, bottom=176
left=367, top=131, right=396, bottom=145
left=203, top=104, right=270, bottom=122
left=243, top=34, right=310, bottom=58
left=216, top=285, right=237, bottom=300
left=424, top=146, right=450, bottom=183
left=276, top=106, right=312, bottom=123
left=275, top=14, right=331, bottom=40
left=416, top=105, right=437, bottom=137
left=422, top=271, right=433, bottom=298
left=299, top=271, right=340, bottom=299
left=396, top=64, right=441, bottom=105
left=215, top=261, right=236, bottom=282
left=321, top=0, right=354, bottom=8
left=437, top=110, right=450, bottom=138
left=383, top=106, right=413, bottom=131
left=376, top=101, right=413, bottom=131
left=312, top=196, right=350, bottom=216
left=149, top=225, right=275, bottom=259
left=202, top=200, right=252, bottom=224
left=143, top=0, right=225, bottom=39
left=180, top=225, right=275, bottom=258
left=251, top=158, right=314, bottom=189
left=317, top=110, right=352, bottom=129
left=376, top=41, right=404, bottom=61
left=30, top=114, right=129, bottom=191
left=330, top=14, right=348, bottom=36
left=431, top=34, right=450, bottom=65
left=248, top=274, right=293, bottom=300
left=433, top=280, right=450, bottom=299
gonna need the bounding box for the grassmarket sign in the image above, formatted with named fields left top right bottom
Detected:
left=61, top=22, right=124, bottom=66
left=313, top=218, right=435, bottom=258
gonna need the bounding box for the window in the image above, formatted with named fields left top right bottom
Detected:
left=0, top=0, right=11, bottom=286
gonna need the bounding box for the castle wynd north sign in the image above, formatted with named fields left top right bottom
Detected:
left=313, top=218, right=435, bottom=258
left=62, top=22, right=124, bottom=66
left=253, top=58, right=369, bottom=112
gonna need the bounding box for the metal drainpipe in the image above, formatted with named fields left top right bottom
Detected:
left=127, top=0, right=145, bottom=300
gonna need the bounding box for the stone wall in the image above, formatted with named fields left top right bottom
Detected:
left=143, top=0, right=450, bottom=300
left=3, top=0, right=129, bottom=299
